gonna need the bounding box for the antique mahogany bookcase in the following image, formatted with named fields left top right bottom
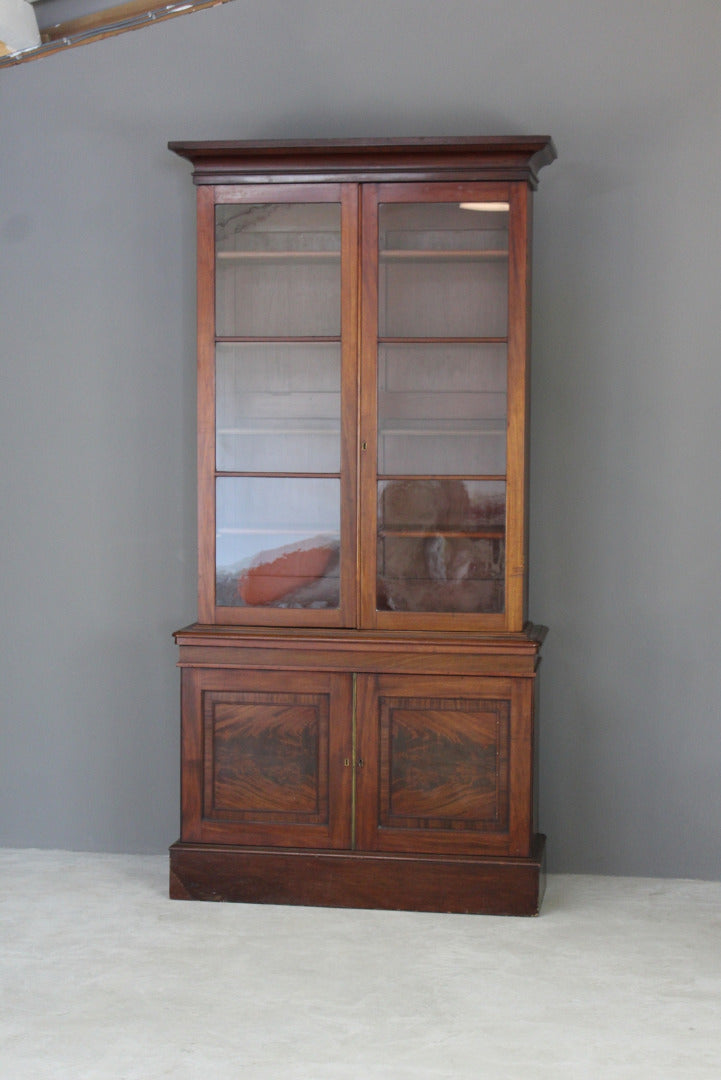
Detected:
left=168, top=136, right=556, bottom=915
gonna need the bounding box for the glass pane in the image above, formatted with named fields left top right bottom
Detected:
left=378, top=202, right=508, bottom=338
left=216, top=477, right=340, bottom=609
left=377, top=343, right=507, bottom=476
left=377, top=479, right=505, bottom=614
left=216, top=342, right=341, bottom=473
left=215, top=203, right=341, bottom=337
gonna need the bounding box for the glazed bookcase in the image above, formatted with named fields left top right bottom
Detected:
left=169, top=137, right=555, bottom=915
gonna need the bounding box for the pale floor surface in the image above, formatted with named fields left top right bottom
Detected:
left=1, top=850, right=720, bottom=1079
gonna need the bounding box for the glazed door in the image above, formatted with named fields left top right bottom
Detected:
left=180, top=667, right=354, bottom=848
left=359, top=182, right=531, bottom=632
left=354, top=673, right=535, bottom=857
left=198, top=183, right=359, bottom=626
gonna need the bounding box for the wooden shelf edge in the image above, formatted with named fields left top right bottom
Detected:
left=174, top=621, right=548, bottom=652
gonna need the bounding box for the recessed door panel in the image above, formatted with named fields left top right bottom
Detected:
left=355, top=673, right=532, bottom=856
left=379, top=699, right=509, bottom=829
left=206, top=695, right=327, bottom=822
left=181, top=667, right=352, bottom=848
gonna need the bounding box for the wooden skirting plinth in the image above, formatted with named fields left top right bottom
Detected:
left=169, top=835, right=546, bottom=916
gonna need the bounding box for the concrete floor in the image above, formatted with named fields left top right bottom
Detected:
left=1, top=850, right=719, bottom=1079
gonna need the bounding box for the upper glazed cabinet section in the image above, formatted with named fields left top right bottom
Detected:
left=170, top=138, right=555, bottom=631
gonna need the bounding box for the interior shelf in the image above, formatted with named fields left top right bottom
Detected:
left=216, top=249, right=507, bottom=262
left=217, top=527, right=333, bottom=536
left=379, top=474, right=506, bottom=481
left=216, top=333, right=341, bottom=339
left=378, top=336, right=507, bottom=344
left=217, top=250, right=340, bottom=261
left=381, top=249, right=508, bottom=260
left=218, top=424, right=340, bottom=436
left=380, top=528, right=505, bottom=539
left=379, top=422, right=506, bottom=436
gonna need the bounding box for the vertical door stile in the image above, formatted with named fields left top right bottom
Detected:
left=197, top=184, right=217, bottom=623
left=328, top=671, right=355, bottom=849
left=505, top=182, right=531, bottom=631
left=340, top=183, right=360, bottom=629
left=358, top=185, right=380, bottom=628
left=350, top=672, right=358, bottom=849
left=180, top=667, right=203, bottom=841
left=508, top=676, right=535, bottom=856
left=354, top=183, right=364, bottom=627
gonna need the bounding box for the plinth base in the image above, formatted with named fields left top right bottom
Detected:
left=169, top=835, right=546, bottom=916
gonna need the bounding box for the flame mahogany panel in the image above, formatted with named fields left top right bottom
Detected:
left=182, top=666, right=353, bottom=850
left=204, top=691, right=327, bottom=822
left=379, top=696, right=510, bottom=829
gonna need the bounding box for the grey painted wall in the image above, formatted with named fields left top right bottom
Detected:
left=1, top=1, right=719, bottom=877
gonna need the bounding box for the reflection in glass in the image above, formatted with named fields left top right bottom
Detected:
left=215, top=202, right=341, bottom=337
left=376, top=479, right=505, bottom=614
left=216, top=342, right=341, bottom=473
left=216, top=477, right=340, bottom=609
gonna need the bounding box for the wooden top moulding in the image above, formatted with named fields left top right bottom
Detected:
left=168, top=136, right=557, bottom=187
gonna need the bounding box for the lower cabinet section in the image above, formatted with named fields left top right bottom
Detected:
left=172, top=624, right=546, bottom=915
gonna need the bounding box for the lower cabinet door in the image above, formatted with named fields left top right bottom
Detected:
left=354, top=673, right=535, bottom=857
left=180, top=666, right=353, bottom=848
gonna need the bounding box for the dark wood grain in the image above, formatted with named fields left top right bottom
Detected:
left=182, top=666, right=353, bottom=850
left=356, top=671, right=526, bottom=858
left=206, top=697, right=324, bottom=818
left=174, top=624, right=545, bottom=677
left=168, top=137, right=556, bottom=188
left=169, top=835, right=546, bottom=916
left=382, top=699, right=509, bottom=825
